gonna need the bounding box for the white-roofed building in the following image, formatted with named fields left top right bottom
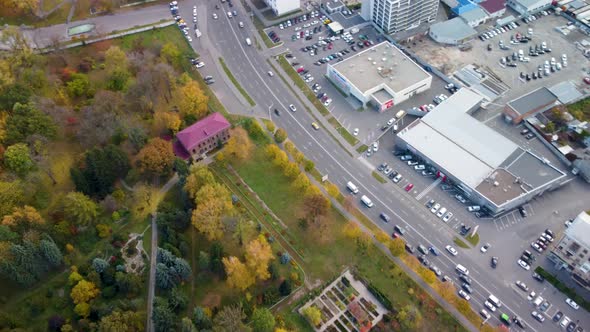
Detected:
left=326, top=41, right=432, bottom=112
left=264, top=0, right=300, bottom=16
left=396, top=88, right=567, bottom=215
left=506, top=0, right=551, bottom=14
left=429, top=17, right=478, bottom=45
left=549, top=211, right=590, bottom=291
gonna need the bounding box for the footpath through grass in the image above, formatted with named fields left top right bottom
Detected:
left=219, top=57, right=256, bottom=107
left=232, top=148, right=468, bottom=332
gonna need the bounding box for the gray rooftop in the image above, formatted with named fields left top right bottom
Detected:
left=513, top=0, right=552, bottom=9
left=566, top=211, right=590, bottom=250
left=459, top=7, right=489, bottom=23
left=330, top=42, right=431, bottom=94
left=549, top=81, right=584, bottom=104
left=398, top=88, right=566, bottom=204
left=507, top=87, right=558, bottom=116
left=372, top=89, right=394, bottom=104
left=326, top=0, right=345, bottom=10
left=430, top=17, right=478, bottom=41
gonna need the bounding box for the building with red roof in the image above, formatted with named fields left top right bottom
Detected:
left=480, top=0, right=507, bottom=17
left=174, top=112, right=231, bottom=160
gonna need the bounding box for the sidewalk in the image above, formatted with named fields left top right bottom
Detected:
left=308, top=176, right=480, bottom=332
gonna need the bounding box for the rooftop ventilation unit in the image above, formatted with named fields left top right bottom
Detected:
left=493, top=181, right=500, bottom=187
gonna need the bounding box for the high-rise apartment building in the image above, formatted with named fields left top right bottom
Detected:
left=360, top=0, right=439, bottom=34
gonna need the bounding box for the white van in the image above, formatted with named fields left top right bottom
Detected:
left=361, top=195, right=374, bottom=208
left=488, top=294, right=502, bottom=308
left=456, top=264, right=469, bottom=275
left=245, top=38, right=252, bottom=46
left=346, top=181, right=359, bottom=194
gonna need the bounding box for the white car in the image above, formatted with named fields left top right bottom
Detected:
left=531, top=242, right=543, bottom=253
left=323, top=99, right=332, bottom=106
left=442, top=212, right=453, bottom=223
left=392, top=174, right=402, bottom=183
left=372, top=142, right=378, bottom=152
left=195, top=62, right=205, bottom=68
left=430, top=203, right=441, bottom=214
left=560, top=316, right=571, bottom=329
left=480, top=243, right=490, bottom=253
left=186, top=36, right=192, bottom=42
left=480, top=309, right=490, bottom=320
left=458, top=289, right=470, bottom=301
left=484, top=300, right=497, bottom=312
left=445, top=245, right=458, bottom=256
left=517, top=259, right=530, bottom=270
left=212, top=13, right=218, bottom=19
left=267, top=71, right=274, bottom=77
left=436, top=207, right=447, bottom=218
left=386, top=118, right=395, bottom=126
left=289, top=104, right=296, bottom=112
left=565, top=298, right=580, bottom=310
left=239, top=21, right=244, bottom=28
left=527, top=291, right=536, bottom=301
left=353, top=128, right=359, bottom=136
left=515, top=280, right=529, bottom=291
left=227, top=11, right=232, bottom=18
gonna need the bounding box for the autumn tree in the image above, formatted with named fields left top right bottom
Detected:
left=292, top=172, right=310, bottom=192
left=135, top=138, right=175, bottom=177
left=154, top=111, right=181, bottom=134
left=70, top=279, right=100, bottom=304
left=251, top=308, right=275, bottom=332
left=224, top=127, right=253, bottom=162
left=3, top=143, right=34, bottom=176
left=274, top=128, right=287, bottom=143
left=0, top=180, right=24, bottom=218
left=74, top=302, right=91, bottom=318
left=303, top=194, right=330, bottom=223
left=63, top=192, right=98, bottom=226
left=66, top=73, right=94, bottom=98
left=0, top=0, right=38, bottom=15
left=342, top=222, right=361, bottom=239
left=396, top=305, right=423, bottom=330
left=104, top=46, right=128, bottom=71
left=302, top=306, right=322, bottom=326
left=177, top=80, right=208, bottom=119
left=213, top=304, right=248, bottom=332
left=389, top=237, right=405, bottom=257
left=245, top=235, right=274, bottom=281
left=160, top=42, right=182, bottom=67
left=191, top=183, right=233, bottom=241
left=98, top=310, right=144, bottom=332
left=417, top=267, right=436, bottom=285
left=0, top=82, right=31, bottom=112
left=4, top=102, right=56, bottom=145
left=223, top=256, right=255, bottom=291
left=184, top=165, right=215, bottom=200
left=2, top=205, right=44, bottom=230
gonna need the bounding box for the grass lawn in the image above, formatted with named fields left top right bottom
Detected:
left=252, top=15, right=279, bottom=48
left=219, top=57, right=256, bottom=107
left=231, top=147, right=468, bottom=332
left=454, top=237, right=469, bottom=249
left=356, top=145, right=368, bottom=153
left=371, top=171, right=387, bottom=184
left=327, top=117, right=360, bottom=146
left=465, top=233, right=480, bottom=246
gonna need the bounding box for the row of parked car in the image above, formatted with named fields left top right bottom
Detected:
left=479, top=21, right=520, bottom=41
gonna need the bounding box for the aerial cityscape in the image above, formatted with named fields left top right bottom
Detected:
left=0, top=0, right=589, bottom=331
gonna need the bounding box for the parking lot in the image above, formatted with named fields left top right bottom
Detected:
left=266, top=15, right=450, bottom=146
left=413, top=9, right=590, bottom=108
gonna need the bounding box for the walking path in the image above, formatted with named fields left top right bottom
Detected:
left=145, top=173, right=179, bottom=332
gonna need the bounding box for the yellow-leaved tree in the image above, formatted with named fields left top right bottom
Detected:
left=177, top=80, right=208, bottom=119
left=223, top=127, right=253, bottom=162
left=245, top=235, right=274, bottom=281
left=70, top=279, right=100, bottom=304
left=223, top=256, right=255, bottom=291
left=191, top=183, right=234, bottom=241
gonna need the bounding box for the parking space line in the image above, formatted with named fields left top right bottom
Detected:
left=415, top=177, right=443, bottom=200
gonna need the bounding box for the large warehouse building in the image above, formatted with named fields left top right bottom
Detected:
left=326, top=41, right=432, bottom=112
left=396, top=88, right=567, bottom=215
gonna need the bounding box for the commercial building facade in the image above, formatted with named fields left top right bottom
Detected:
left=264, top=0, right=300, bottom=16
left=396, top=88, right=567, bottom=216
left=326, top=41, right=432, bottom=112
left=506, top=0, right=552, bottom=14
left=548, top=211, right=590, bottom=291
left=360, top=0, right=439, bottom=34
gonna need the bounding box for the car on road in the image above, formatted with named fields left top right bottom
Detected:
left=480, top=243, right=490, bottom=253
left=430, top=265, right=442, bottom=276
left=566, top=298, right=580, bottom=310
left=458, top=289, right=470, bottom=300
left=195, top=62, right=205, bottom=68
left=418, top=255, right=430, bottom=266
left=274, top=109, right=280, bottom=116
left=531, top=311, right=545, bottom=323
left=212, top=13, right=218, bottom=19
left=394, top=225, right=405, bottom=236
left=480, top=309, right=490, bottom=319
left=518, top=259, right=530, bottom=270
left=380, top=213, right=391, bottom=223
left=311, top=122, right=319, bottom=130
left=561, top=316, right=571, bottom=329
left=267, top=71, right=274, bottom=77
left=445, top=245, right=458, bottom=256
left=430, top=203, right=441, bottom=213
left=289, top=104, right=296, bottom=112
left=459, top=275, right=472, bottom=285
left=491, top=256, right=498, bottom=268
left=461, top=283, right=473, bottom=294
left=417, top=245, right=428, bottom=255
left=429, top=246, right=439, bottom=256
left=442, top=212, right=453, bottom=222
left=404, top=183, right=414, bottom=192
left=515, top=280, right=528, bottom=291
left=484, top=300, right=496, bottom=312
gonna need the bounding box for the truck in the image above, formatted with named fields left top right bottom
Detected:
left=245, top=37, right=252, bottom=46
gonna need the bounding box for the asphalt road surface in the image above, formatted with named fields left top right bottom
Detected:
left=181, top=1, right=589, bottom=331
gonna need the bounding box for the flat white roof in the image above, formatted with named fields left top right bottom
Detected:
left=398, top=88, right=519, bottom=187
left=330, top=41, right=431, bottom=95
left=566, top=211, right=590, bottom=249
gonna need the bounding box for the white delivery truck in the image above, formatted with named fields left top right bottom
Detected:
left=361, top=195, right=374, bottom=208
left=245, top=37, right=252, bottom=46
left=346, top=181, right=359, bottom=194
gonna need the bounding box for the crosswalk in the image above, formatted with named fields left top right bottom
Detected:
left=415, top=177, right=443, bottom=200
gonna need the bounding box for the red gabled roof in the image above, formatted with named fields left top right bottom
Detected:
left=480, top=0, right=506, bottom=14
left=176, top=112, right=230, bottom=152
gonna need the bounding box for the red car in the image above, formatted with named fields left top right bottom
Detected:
left=392, top=232, right=400, bottom=239
left=296, top=67, right=305, bottom=73
left=584, top=77, right=590, bottom=85
left=405, top=183, right=414, bottom=192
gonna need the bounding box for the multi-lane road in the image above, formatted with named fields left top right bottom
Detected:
left=180, top=2, right=588, bottom=330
